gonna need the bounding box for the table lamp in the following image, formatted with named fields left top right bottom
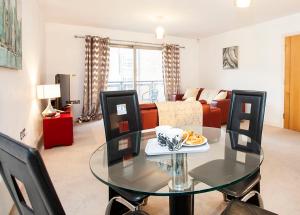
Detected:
left=37, top=84, right=61, bottom=117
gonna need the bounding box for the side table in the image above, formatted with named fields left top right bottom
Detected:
left=43, top=112, right=73, bottom=149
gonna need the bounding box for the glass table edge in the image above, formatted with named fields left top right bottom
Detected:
left=89, top=137, right=264, bottom=196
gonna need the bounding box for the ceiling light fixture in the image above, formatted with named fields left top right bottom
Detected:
left=155, top=26, right=165, bottom=40
left=235, top=0, right=251, bottom=8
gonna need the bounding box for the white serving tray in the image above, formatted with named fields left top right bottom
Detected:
left=145, top=138, right=210, bottom=156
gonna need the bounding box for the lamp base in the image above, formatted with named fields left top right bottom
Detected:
left=42, top=99, right=57, bottom=117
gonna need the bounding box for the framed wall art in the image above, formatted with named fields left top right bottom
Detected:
left=0, top=0, right=22, bottom=70
left=223, top=46, right=238, bottom=69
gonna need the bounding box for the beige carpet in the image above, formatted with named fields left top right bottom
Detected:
left=39, top=121, right=300, bottom=215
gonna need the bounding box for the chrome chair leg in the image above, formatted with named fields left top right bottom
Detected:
left=105, top=196, right=137, bottom=215
left=241, top=191, right=264, bottom=208
left=223, top=193, right=230, bottom=202
left=141, top=197, right=149, bottom=207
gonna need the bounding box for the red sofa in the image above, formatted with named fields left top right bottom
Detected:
left=172, top=88, right=232, bottom=125
left=140, top=103, right=221, bottom=129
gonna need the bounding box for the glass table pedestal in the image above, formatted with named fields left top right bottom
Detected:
left=169, top=194, right=194, bottom=215
left=168, top=153, right=194, bottom=215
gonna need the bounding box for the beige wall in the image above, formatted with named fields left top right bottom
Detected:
left=198, top=13, right=300, bottom=128
left=45, top=23, right=200, bottom=119
left=0, top=0, right=45, bottom=214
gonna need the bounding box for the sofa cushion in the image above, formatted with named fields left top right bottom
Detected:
left=140, top=103, right=157, bottom=110
left=214, top=91, right=227, bottom=101
left=183, top=88, right=199, bottom=100
left=185, top=97, right=197, bottom=101
left=199, top=89, right=220, bottom=104
left=141, top=109, right=158, bottom=130
left=196, top=88, right=204, bottom=100
left=220, top=90, right=232, bottom=99
left=199, top=100, right=207, bottom=104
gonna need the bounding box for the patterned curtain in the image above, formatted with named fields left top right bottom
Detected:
left=80, top=36, right=110, bottom=122
left=162, top=44, right=181, bottom=100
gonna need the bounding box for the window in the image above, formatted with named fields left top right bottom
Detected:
left=108, top=46, right=165, bottom=103
left=108, top=47, right=134, bottom=91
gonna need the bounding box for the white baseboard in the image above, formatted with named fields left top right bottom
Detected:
left=36, top=132, right=44, bottom=151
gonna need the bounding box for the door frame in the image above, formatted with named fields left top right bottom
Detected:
left=284, top=36, right=291, bottom=129
left=284, top=34, right=300, bottom=130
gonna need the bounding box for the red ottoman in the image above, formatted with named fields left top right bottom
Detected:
left=140, top=104, right=158, bottom=130
left=43, top=112, right=73, bottom=149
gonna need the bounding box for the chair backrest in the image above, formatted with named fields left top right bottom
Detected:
left=100, top=90, right=142, bottom=142
left=227, top=90, right=267, bottom=144
left=0, top=133, right=65, bottom=215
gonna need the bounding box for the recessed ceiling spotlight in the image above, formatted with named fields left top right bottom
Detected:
left=235, top=0, right=251, bottom=8
left=155, top=26, right=165, bottom=40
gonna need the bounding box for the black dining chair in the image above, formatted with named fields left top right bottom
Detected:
left=227, top=90, right=267, bottom=144
left=0, top=133, right=65, bottom=215
left=0, top=132, right=148, bottom=215
left=221, top=200, right=277, bottom=215
left=100, top=90, right=149, bottom=214
left=221, top=90, right=267, bottom=206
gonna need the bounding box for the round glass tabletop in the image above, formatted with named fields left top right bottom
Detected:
left=90, top=126, right=263, bottom=196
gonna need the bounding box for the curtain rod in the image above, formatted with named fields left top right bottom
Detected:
left=74, top=35, right=185, bottom=49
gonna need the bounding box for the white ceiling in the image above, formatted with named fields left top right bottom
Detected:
left=41, top=0, right=300, bottom=38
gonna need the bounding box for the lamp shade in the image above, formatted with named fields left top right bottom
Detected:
left=37, top=84, right=61, bottom=99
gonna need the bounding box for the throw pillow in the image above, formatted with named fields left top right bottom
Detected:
left=199, top=89, right=220, bottom=104
left=182, top=88, right=199, bottom=100
left=185, top=97, right=196, bottom=102
left=214, top=91, right=227, bottom=101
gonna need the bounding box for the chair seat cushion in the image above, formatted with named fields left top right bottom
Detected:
left=221, top=201, right=277, bottom=215
left=220, top=172, right=261, bottom=197
left=189, top=159, right=258, bottom=192
left=114, top=187, right=148, bottom=203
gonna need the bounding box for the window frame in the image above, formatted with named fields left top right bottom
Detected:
left=108, top=44, right=163, bottom=93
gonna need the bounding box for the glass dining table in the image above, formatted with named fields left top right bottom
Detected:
left=90, top=126, right=263, bottom=215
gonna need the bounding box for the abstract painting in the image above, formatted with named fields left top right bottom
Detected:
left=0, top=0, right=22, bottom=69
left=223, top=46, right=238, bottom=69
